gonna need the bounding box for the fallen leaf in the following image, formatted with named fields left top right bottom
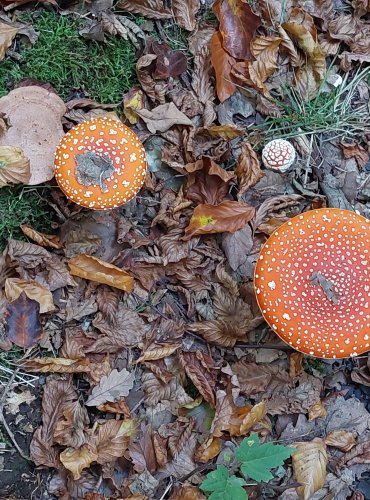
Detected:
left=237, top=401, right=268, bottom=436
left=210, top=31, right=236, bottom=102
left=308, top=400, right=328, bottom=421
left=195, top=436, right=222, bottom=463
left=5, top=292, right=42, bottom=348
left=179, top=351, right=216, bottom=407
left=5, top=278, right=55, bottom=313
left=161, top=431, right=198, bottom=479
left=20, top=224, right=62, bottom=249
left=325, top=431, right=356, bottom=452
left=124, top=87, right=145, bottom=124
left=68, top=254, right=134, bottom=292
left=340, top=142, right=369, bottom=167
left=129, top=425, right=158, bottom=474
left=5, top=389, right=35, bottom=415
left=213, top=0, right=261, bottom=60
left=292, top=438, right=327, bottom=500
left=337, top=440, right=370, bottom=468
left=30, top=377, right=78, bottom=468
left=0, top=21, right=18, bottom=60
left=54, top=401, right=89, bottom=449
left=0, top=145, right=30, bottom=187
left=235, top=142, right=264, bottom=197
left=135, top=102, right=193, bottom=133
left=247, top=36, right=282, bottom=94
left=136, top=344, right=181, bottom=363
left=221, top=224, right=254, bottom=271
left=86, top=369, right=134, bottom=407
left=152, top=42, right=187, bottom=79
left=169, top=484, right=206, bottom=500
left=172, top=0, right=200, bottom=31
left=183, top=200, right=255, bottom=240
left=60, top=445, right=98, bottom=480
left=142, top=372, right=193, bottom=407
left=22, top=357, right=91, bottom=374
left=289, top=352, right=304, bottom=377
left=116, top=0, right=172, bottom=19
left=94, top=419, right=137, bottom=464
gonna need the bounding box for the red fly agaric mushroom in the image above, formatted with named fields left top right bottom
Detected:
left=54, top=116, right=146, bottom=209
left=254, top=208, right=370, bottom=359
left=262, top=139, right=296, bottom=172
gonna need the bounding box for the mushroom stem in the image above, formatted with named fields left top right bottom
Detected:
left=75, top=151, right=114, bottom=193
left=308, top=272, right=339, bottom=304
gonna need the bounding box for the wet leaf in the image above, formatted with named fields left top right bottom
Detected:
left=0, top=21, right=18, bottom=60
left=292, top=438, right=327, bottom=500
left=213, top=0, right=261, bottom=60
left=172, top=0, right=200, bottom=31
left=86, top=368, right=135, bottom=407
left=210, top=31, right=236, bottom=102
left=20, top=224, right=62, bottom=249
left=183, top=200, right=255, bottom=240
left=60, top=445, right=98, bottom=480
left=5, top=292, right=42, bottom=348
left=235, top=142, right=264, bottom=197
left=325, top=431, right=356, bottom=452
left=68, top=254, right=134, bottom=292
left=116, top=0, right=172, bottom=19
left=0, top=145, right=30, bottom=187
left=5, top=278, right=55, bottom=313
left=135, top=102, right=193, bottom=133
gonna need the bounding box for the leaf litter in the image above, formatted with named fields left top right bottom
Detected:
left=0, top=0, right=370, bottom=498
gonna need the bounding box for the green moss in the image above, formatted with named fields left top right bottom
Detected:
left=0, top=186, right=54, bottom=250
left=0, top=11, right=137, bottom=103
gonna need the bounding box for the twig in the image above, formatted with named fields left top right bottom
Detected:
left=159, top=479, right=174, bottom=500
left=0, top=368, right=31, bottom=461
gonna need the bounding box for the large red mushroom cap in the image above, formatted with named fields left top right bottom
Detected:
left=254, top=208, right=370, bottom=359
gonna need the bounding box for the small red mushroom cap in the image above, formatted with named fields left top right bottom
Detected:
left=254, top=208, right=370, bottom=359
left=262, top=139, right=296, bottom=172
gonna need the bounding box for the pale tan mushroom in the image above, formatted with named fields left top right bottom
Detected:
left=0, top=86, right=66, bottom=184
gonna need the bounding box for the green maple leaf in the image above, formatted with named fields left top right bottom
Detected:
left=200, top=465, right=248, bottom=500
left=236, top=433, right=295, bottom=482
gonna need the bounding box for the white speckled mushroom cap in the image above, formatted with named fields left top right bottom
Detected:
left=254, top=208, right=370, bottom=359
left=262, top=139, right=296, bottom=172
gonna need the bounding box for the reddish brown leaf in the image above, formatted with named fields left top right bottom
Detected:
left=152, top=42, right=187, bottom=79
left=183, top=200, right=255, bottom=240
left=210, top=31, right=236, bottom=102
left=340, top=142, right=369, bottom=167
left=5, top=292, right=42, bottom=348
left=169, top=484, right=206, bottom=500
left=93, top=419, right=137, bottom=464
left=128, top=425, right=158, bottom=474
left=213, top=0, right=261, bottom=60
left=235, top=142, right=264, bottom=197
left=179, top=351, right=216, bottom=407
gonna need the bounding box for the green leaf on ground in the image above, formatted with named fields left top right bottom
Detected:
left=200, top=465, right=248, bottom=500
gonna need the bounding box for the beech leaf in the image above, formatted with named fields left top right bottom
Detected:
left=171, top=0, right=200, bottom=31
left=86, top=368, right=135, bottom=407
left=5, top=278, right=55, bottom=314
left=292, top=438, right=327, bottom=500
left=117, top=0, right=172, bottom=19
left=135, top=102, right=193, bottom=133
left=5, top=292, right=42, bottom=348
left=0, top=22, right=18, bottom=60
left=210, top=31, right=236, bottom=102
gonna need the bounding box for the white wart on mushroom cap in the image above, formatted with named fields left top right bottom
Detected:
left=262, top=139, right=296, bottom=172
left=254, top=208, right=370, bottom=359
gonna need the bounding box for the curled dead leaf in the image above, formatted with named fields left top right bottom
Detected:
left=308, top=400, right=328, bottom=421
left=60, top=445, right=98, bottom=480
left=235, top=142, right=264, bottom=197
left=5, top=278, right=55, bottom=313
left=135, top=102, right=193, bottom=133
left=22, top=357, right=91, bottom=374
left=0, top=145, right=30, bottom=187
left=94, top=418, right=137, bottom=464
left=337, top=440, right=370, bottom=469
left=325, top=431, right=356, bottom=452
left=20, top=224, right=62, bottom=249
left=117, top=0, right=172, bottom=19
left=292, top=438, right=327, bottom=500
left=86, top=368, right=134, bottom=407
left=0, top=22, right=18, bottom=60
left=136, top=344, right=181, bottom=363
left=195, top=436, right=222, bottom=463
left=172, top=0, right=200, bottom=31
left=68, top=254, right=134, bottom=292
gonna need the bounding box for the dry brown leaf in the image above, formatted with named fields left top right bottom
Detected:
left=308, top=400, right=328, bottom=421
left=30, top=377, right=78, bottom=468
left=169, top=484, right=206, bottom=500
left=68, top=254, right=133, bottom=292
left=86, top=368, right=134, bottom=407
left=22, top=357, right=91, bottom=374
left=5, top=278, right=55, bottom=313
left=94, top=419, right=137, bottom=464
left=337, top=440, right=370, bottom=468
left=5, top=292, right=42, bottom=348
left=117, top=0, right=172, bottom=19
left=142, top=372, right=193, bottom=407
left=136, top=102, right=193, bottom=133
left=172, top=0, right=200, bottom=31
left=195, top=436, right=222, bottom=463
left=179, top=351, right=216, bottom=407
left=289, top=352, right=304, bottom=377
left=129, top=425, right=158, bottom=474
left=0, top=21, right=18, bottom=60
left=248, top=36, right=282, bottom=94
left=95, top=286, right=120, bottom=325
left=210, top=31, right=236, bottom=102
left=325, top=431, right=356, bottom=452
left=20, top=224, right=62, bottom=249
left=238, top=401, right=268, bottom=435
left=340, top=142, right=369, bottom=167
left=136, top=344, right=181, bottom=363
left=54, top=401, right=89, bottom=449
left=60, top=445, right=98, bottom=480
left=292, top=438, right=327, bottom=500
left=0, top=145, right=30, bottom=187
left=183, top=201, right=255, bottom=241
left=235, top=142, right=264, bottom=197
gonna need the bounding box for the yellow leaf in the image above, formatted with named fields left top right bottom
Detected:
left=68, top=254, right=134, bottom=292
left=5, top=278, right=55, bottom=314
left=0, top=145, right=30, bottom=187
left=325, top=430, right=356, bottom=452
left=239, top=400, right=268, bottom=435
left=60, top=444, right=98, bottom=480
left=0, top=22, right=18, bottom=61
left=123, top=87, right=145, bottom=124
left=206, top=124, right=244, bottom=139
left=292, top=438, right=327, bottom=500
left=195, top=436, right=222, bottom=463
left=308, top=400, right=328, bottom=421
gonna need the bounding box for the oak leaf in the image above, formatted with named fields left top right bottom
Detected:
left=0, top=145, right=30, bottom=187
left=86, top=368, right=135, bottom=407
left=183, top=200, right=255, bottom=240
left=68, top=254, right=134, bottom=292
left=292, top=438, right=327, bottom=500
left=5, top=292, right=42, bottom=348
left=5, top=278, right=55, bottom=314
